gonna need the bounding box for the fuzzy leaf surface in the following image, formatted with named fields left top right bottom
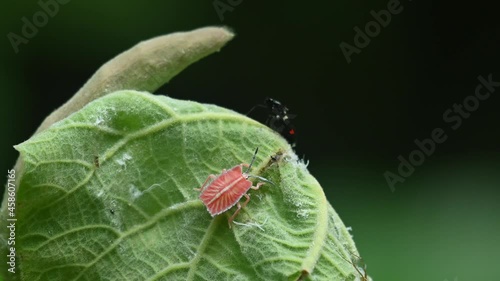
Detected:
left=14, top=91, right=364, bottom=281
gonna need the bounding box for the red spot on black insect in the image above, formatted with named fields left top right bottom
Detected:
left=247, top=98, right=297, bottom=147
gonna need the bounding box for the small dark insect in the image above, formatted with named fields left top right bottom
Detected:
left=109, top=209, right=115, bottom=215
left=270, top=152, right=282, bottom=162
left=270, top=149, right=288, bottom=165
left=248, top=98, right=297, bottom=147
left=93, top=155, right=100, bottom=168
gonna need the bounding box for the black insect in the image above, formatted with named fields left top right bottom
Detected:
left=248, top=98, right=297, bottom=147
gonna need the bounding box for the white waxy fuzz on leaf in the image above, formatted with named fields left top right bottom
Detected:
left=10, top=91, right=368, bottom=281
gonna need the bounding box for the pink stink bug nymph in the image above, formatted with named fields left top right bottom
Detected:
left=196, top=148, right=272, bottom=228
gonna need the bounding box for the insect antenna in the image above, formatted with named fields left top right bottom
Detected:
left=246, top=103, right=266, bottom=116
left=246, top=175, right=275, bottom=185
left=245, top=147, right=259, bottom=173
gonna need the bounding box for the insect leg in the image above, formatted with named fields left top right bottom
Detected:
left=228, top=202, right=241, bottom=228
left=194, top=174, right=216, bottom=192
left=240, top=193, right=251, bottom=208
left=228, top=194, right=250, bottom=228
left=250, top=182, right=265, bottom=190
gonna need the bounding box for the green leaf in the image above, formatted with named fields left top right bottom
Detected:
left=13, top=90, right=368, bottom=281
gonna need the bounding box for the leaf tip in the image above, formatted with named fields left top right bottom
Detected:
left=198, top=26, right=235, bottom=51
left=219, top=25, right=236, bottom=39
left=13, top=143, right=22, bottom=152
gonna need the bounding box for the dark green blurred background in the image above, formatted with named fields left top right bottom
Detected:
left=2, top=1, right=499, bottom=280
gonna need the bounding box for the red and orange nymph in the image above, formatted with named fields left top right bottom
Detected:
left=196, top=148, right=272, bottom=228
